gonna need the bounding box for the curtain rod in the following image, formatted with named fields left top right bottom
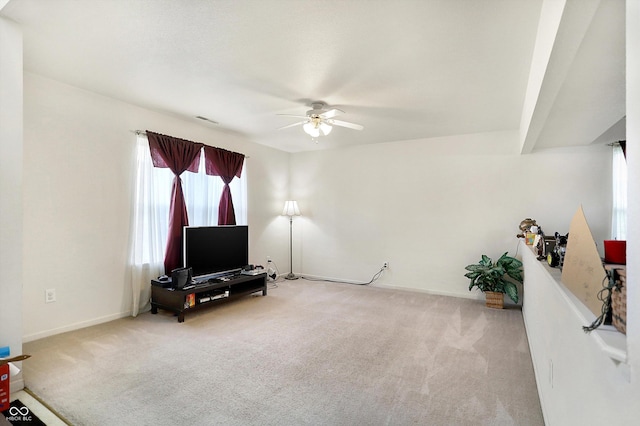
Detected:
left=131, top=130, right=249, bottom=158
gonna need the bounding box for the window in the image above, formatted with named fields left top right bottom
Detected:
left=128, top=134, right=247, bottom=315
left=611, top=144, right=627, bottom=240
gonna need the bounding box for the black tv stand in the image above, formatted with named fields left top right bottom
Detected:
left=150, top=272, right=267, bottom=322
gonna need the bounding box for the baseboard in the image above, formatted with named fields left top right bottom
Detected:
left=22, top=310, right=133, bottom=343
left=9, top=375, right=24, bottom=394
left=299, top=273, right=373, bottom=285
left=298, top=274, right=486, bottom=301
left=372, top=282, right=485, bottom=301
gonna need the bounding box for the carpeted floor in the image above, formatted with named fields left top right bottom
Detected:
left=23, top=280, right=543, bottom=425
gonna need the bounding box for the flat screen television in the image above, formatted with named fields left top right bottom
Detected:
left=183, top=225, right=249, bottom=278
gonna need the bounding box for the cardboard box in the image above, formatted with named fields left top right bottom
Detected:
left=0, top=364, right=9, bottom=411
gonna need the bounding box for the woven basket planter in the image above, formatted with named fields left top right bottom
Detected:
left=611, top=269, right=627, bottom=334
left=485, top=291, right=504, bottom=309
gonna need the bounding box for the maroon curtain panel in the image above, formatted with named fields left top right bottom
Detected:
left=147, top=131, right=204, bottom=274
left=203, top=146, right=245, bottom=225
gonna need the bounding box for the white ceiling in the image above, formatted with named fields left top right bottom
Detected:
left=1, top=0, right=625, bottom=153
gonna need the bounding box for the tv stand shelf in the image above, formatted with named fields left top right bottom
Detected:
left=150, top=272, right=267, bottom=322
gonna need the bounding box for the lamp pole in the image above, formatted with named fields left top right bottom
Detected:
left=285, top=215, right=298, bottom=280
left=282, top=200, right=300, bottom=280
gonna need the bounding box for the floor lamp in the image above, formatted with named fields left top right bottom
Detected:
left=282, top=201, right=301, bottom=280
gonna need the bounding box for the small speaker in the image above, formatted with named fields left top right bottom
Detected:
left=543, top=237, right=556, bottom=257
left=171, top=267, right=192, bottom=289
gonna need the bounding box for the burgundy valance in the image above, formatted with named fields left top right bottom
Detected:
left=204, top=146, right=245, bottom=179
left=147, top=131, right=203, bottom=173
left=204, top=146, right=245, bottom=226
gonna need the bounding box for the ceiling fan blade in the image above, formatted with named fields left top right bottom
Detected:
left=278, top=120, right=307, bottom=130
left=319, top=108, right=344, bottom=119
left=329, top=119, right=364, bottom=131
left=277, top=114, right=308, bottom=118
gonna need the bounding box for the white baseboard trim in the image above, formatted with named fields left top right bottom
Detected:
left=23, top=310, right=133, bottom=343
left=375, top=283, right=522, bottom=308
left=10, top=376, right=24, bottom=394
left=298, top=273, right=373, bottom=285
left=298, top=274, right=485, bottom=301
left=373, top=282, right=484, bottom=300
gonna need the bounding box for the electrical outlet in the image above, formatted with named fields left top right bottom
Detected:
left=45, top=288, right=56, bottom=303
left=267, top=256, right=272, bottom=263
left=383, top=261, right=389, bottom=269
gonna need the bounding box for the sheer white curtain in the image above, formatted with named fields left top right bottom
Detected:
left=128, top=134, right=247, bottom=316
left=183, top=154, right=247, bottom=227
left=611, top=144, right=627, bottom=240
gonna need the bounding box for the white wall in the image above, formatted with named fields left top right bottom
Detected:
left=289, top=130, right=611, bottom=299
left=22, top=73, right=290, bottom=341
left=0, top=16, right=24, bottom=392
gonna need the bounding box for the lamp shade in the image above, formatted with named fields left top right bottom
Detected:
left=303, top=122, right=320, bottom=137
left=319, top=122, right=332, bottom=135
left=282, top=200, right=301, bottom=216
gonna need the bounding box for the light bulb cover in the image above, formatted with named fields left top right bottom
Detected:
left=282, top=200, right=301, bottom=216
left=303, top=122, right=314, bottom=135
left=319, top=122, right=332, bottom=135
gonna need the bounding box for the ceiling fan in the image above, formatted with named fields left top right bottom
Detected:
left=277, top=102, right=364, bottom=137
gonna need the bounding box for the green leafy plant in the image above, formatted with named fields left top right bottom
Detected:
left=464, top=253, right=523, bottom=303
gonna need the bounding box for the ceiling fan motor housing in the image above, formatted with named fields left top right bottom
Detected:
left=308, top=102, right=327, bottom=115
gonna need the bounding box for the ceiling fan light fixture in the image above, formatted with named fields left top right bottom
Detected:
left=319, top=122, right=332, bottom=136
left=278, top=102, right=361, bottom=139
left=303, top=122, right=320, bottom=137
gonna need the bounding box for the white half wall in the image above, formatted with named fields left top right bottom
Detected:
left=22, top=73, right=290, bottom=341
left=290, top=130, right=611, bottom=300
left=521, top=240, right=638, bottom=425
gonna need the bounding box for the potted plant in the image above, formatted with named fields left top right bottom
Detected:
left=464, top=252, right=523, bottom=308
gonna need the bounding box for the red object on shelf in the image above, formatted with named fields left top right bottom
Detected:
left=604, top=240, right=626, bottom=265
left=0, top=364, right=9, bottom=411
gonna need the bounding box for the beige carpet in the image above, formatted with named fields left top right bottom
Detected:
left=23, top=280, right=543, bottom=425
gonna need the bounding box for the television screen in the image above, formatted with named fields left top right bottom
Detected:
left=183, top=225, right=249, bottom=278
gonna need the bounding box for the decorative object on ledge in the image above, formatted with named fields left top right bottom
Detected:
left=604, top=240, right=626, bottom=265
left=561, top=206, right=607, bottom=317
left=546, top=232, right=568, bottom=269
left=611, top=268, right=627, bottom=334
left=464, top=253, right=523, bottom=308
left=535, top=233, right=556, bottom=261
left=582, top=269, right=617, bottom=333
left=516, top=218, right=537, bottom=239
